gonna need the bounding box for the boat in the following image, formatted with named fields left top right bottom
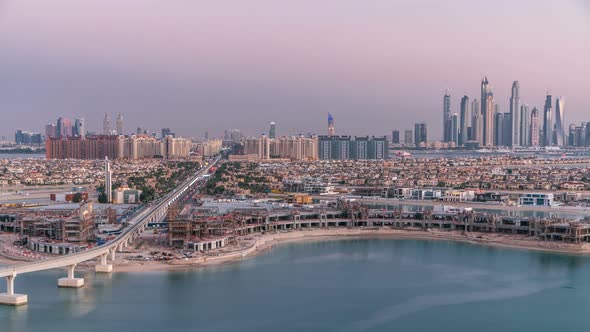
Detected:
left=394, top=151, right=412, bottom=158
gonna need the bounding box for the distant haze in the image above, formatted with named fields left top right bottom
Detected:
left=1, top=0, right=589, bottom=140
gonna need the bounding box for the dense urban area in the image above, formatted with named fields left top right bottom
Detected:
left=2, top=85, right=590, bottom=305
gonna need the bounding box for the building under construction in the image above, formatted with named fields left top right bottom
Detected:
left=19, top=203, right=95, bottom=242
left=167, top=201, right=347, bottom=251
left=167, top=203, right=240, bottom=250
left=167, top=199, right=590, bottom=249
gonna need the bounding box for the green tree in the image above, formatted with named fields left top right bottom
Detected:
left=140, top=187, right=155, bottom=202
left=96, top=184, right=105, bottom=193
left=72, top=192, right=83, bottom=203
left=97, top=192, right=108, bottom=203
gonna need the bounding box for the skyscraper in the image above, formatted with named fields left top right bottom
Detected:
left=74, top=118, right=85, bottom=138
left=259, top=134, right=270, bottom=160
left=328, top=113, right=335, bottom=136
left=510, top=81, right=520, bottom=146
left=495, top=112, right=506, bottom=147
left=542, top=95, right=553, bottom=146
left=451, top=113, right=459, bottom=145
left=484, top=95, right=495, bottom=146
left=503, top=114, right=512, bottom=146
left=414, top=122, right=428, bottom=147
left=471, top=99, right=481, bottom=143
left=64, top=118, right=73, bottom=137
left=105, top=157, right=113, bottom=203
left=116, top=113, right=124, bottom=135
left=45, top=124, right=57, bottom=138
left=554, top=97, right=565, bottom=146
left=459, top=96, right=469, bottom=146
left=56, top=117, right=73, bottom=138
left=161, top=128, right=174, bottom=138
left=404, top=129, right=413, bottom=146
left=443, top=91, right=452, bottom=142
left=269, top=122, right=276, bottom=139
left=103, top=113, right=111, bottom=135
left=224, top=129, right=243, bottom=142
left=391, top=130, right=400, bottom=144
left=568, top=124, right=576, bottom=147
left=520, top=105, right=530, bottom=147
left=576, top=122, right=590, bottom=146
left=56, top=117, right=64, bottom=138
left=531, top=107, right=540, bottom=147
left=481, top=77, right=494, bottom=146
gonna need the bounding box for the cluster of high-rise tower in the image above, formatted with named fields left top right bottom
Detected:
left=102, top=113, right=125, bottom=136
left=442, top=78, right=566, bottom=148
left=43, top=113, right=124, bottom=139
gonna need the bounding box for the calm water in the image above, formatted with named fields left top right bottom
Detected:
left=2, top=239, right=590, bottom=332
left=0, top=153, right=45, bottom=159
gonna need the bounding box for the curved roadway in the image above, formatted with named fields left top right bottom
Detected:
left=0, top=156, right=220, bottom=278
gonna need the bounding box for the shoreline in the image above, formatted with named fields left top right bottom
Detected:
left=4, top=228, right=589, bottom=273
left=109, top=228, right=590, bottom=273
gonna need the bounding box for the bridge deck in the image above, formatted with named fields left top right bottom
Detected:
left=0, top=157, right=219, bottom=279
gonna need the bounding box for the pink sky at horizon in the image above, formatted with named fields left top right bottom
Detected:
left=0, top=0, right=589, bottom=139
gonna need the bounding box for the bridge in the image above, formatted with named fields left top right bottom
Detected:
left=0, top=156, right=220, bottom=305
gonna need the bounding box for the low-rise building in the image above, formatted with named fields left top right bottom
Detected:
left=411, top=189, right=442, bottom=200
left=519, top=193, right=554, bottom=206
left=442, top=190, right=475, bottom=202
left=112, top=184, right=142, bottom=204
left=50, top=192, right=89, bottom=203
left=474, top=192, right=509, bottom=203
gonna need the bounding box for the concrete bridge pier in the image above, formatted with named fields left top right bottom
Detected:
left=0, top=273, right=27, bottom=305
left=95, top=253, right=113, bottom=273
left=58, top=264, right=84, bottom=288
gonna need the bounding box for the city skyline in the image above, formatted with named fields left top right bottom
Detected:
left=5, top=0, right=590, bottom=327
left=5, top=76, right=582, bottom=144
left=1, top=0, right=589, bottom=139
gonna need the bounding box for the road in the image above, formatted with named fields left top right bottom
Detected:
left=0, top=155, right=220, bottom=278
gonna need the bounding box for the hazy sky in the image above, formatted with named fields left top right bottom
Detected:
left=1, top=0, right=589, bottom=140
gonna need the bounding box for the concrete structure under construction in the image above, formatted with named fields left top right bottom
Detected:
left=167, top=199, right=590, bottom=250
left=0, top=156, right=220, bottom=306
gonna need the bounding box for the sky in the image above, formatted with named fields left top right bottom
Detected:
left=1, top=0, right=589, bottom=140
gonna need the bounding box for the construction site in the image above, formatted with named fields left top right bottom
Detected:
left=0, top=203, right=122, bottom=255
left=4, top=197, right=590, bottom=261
left=164, top=198, right=590, bottom=254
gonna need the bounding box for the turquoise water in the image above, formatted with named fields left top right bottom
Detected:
left=1, top=239, right=589, bottom=332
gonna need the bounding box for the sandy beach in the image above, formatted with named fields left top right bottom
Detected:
left=108, top=228, right=590, bottom=273
left=3, top=228, right=590, bottom=273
